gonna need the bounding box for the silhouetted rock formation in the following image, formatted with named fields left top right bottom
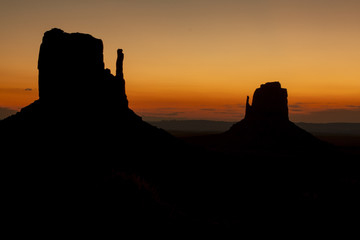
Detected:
left=38, top=28, right=103, bottom=101
left=245, top=82, right=288, bottom=122
left=182, top=82, right=326, bottom=155
left=2, top=29, right=358, bottom=227
left=38, top=28, right=128, bottom=111
left=225, top=82, right=324, bottom=152
left=1, top=28, right=187, bottom=225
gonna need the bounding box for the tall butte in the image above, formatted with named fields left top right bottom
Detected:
left=37, top=28, right=128, bottom=111
left=0, top=28, right=189, bottom=225
left=1, top=28, right=174, bottom=150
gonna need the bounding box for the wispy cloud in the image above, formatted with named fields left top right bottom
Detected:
left=143, top=111, right=184, bottom=117
left=289, top=104, right=302, bottom=109
left=222, top=104, right=245, bottom=109
left=289, top=104, right=305, bottom=113
left=346, top=105, right=360, bottom=109
left=291, top=108, right=360, bottom=123
left=135, top=104, right=244, bottom=122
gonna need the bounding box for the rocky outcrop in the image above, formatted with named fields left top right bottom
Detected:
left=226, top=82, right=324, bottom=151
left=38, top=28, right=128, bottom=110
left=245, top=82, right=288, bottom=122
left=2, top=28, right=196, bottom=225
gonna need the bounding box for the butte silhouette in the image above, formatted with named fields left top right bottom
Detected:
left=226, top=82, right=326, bottom=151
left=0, top=28, right=192, bottom=225
left=1, top=28, right=181, bottom=157
left=186, top=81, right=328, bottom=156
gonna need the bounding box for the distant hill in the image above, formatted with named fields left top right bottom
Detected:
left=296, top=122, right=360, bottom=135
left=151, top=120, right=360, bottom=136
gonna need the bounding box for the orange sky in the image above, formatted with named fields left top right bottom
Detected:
left=1, top=0, right=360, bottom=122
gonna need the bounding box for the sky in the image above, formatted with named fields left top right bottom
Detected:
left=1, top=0, right=360, bottom=122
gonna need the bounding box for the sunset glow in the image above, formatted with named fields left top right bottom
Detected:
left=1, top=0, right=360, bottom=122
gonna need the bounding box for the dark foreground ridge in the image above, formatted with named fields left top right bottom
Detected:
left=1, top=29, right=359, bottom=227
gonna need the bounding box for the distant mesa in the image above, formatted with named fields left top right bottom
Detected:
left=245, top=82, right=288, bottom=122
left=224, top=81, right=325, bottom=151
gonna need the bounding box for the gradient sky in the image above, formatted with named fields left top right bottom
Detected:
left=1, top=0, right=360, bottom=122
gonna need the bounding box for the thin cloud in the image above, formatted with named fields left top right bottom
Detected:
left=291, top=108, right=360, bottom=123
left=289, top=104, right=302, bottom=109
left=141, top=111, right=184, bottom=117
left=222, top=104, right=245, bottom=109
left=290, top=109, right=303, bottom=112
left=346, top=105, right=360, bottom=109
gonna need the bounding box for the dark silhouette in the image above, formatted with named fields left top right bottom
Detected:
left=1, top=29, right=359, bottom=227
left=226, top=81, right=326, bottom=153
left=244, top=82, right=288, bottom=121
left=182, top=82, right=360, bottom=225
left=1, top=28, right=189, bottom=226
left=37, top=28, right=129, bottom=112
left=185, top=82, right=328, bottom=155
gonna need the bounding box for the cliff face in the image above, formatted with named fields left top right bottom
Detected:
left=38, top=28, right=104, bottom=101
left=38, top=28, right=128, bottom=110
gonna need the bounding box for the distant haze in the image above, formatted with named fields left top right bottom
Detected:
left=150, top=120, right=360, bottom=137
